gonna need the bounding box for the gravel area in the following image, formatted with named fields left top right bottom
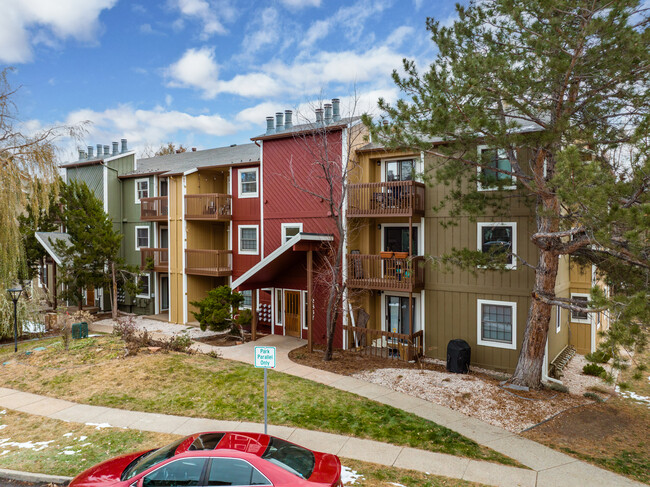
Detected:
left=353, top=354, right=613, bottom=433
left=94, top=316, right=221, bottom=339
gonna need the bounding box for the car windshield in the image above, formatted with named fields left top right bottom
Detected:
left=261, top=438, right=315, bottom=480
left=121, top=437, right=186, bottom=480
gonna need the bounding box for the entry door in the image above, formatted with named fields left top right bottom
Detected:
left=386, top=296, right=416, bottom=337
left=284, top=290, right=301, bottom=337
left=160, top=275, right=169, bottom=311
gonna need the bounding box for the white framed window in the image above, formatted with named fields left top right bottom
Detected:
left=302, top=291, right=309, bottom=330
left=135, top=178, right=150, bottom=203
left=477, top=146, right=516, bottom=191
left=570, top=293, right=591, bottom=323
left=275, top=288, right=283, bottom=325
left=282, top=223, right=303, bottom=243
left=238, top=225, right=259, bottom=255
left=556, top=305, right=562, bottom=334
left=477, top=222, right=517, bottom=269
left=135, top=226, right=150, bottom=250
left=238, top=168, right=258, bottom=198
left=137, top=273, right=150, bottom=298
left=241, top=290, right=252, bottom=309
left=477, top=299, right=517, bottom=350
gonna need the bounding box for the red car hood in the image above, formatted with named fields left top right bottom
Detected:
left=69, top=450, right=149, bottom=486
left=308, top=451, right=341, bottom=485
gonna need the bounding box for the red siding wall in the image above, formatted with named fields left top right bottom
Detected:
left=232, top=164, right=261, bottom=280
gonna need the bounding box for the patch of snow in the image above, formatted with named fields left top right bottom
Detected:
left=58, top=450, right=79, bottom=455
left=0, top=410, right=6, bottom=414
left=78, top=435, right=87, bottom=441
left=0, top=425, right=7, bottom=430
left=63, top=433, right=73, bottom=437
left=616, top=386, right=650, bottom=408
left=0, top=450, right=9, bottom=456
left=23, top=321, right=46, bottom=333
left=341, top=466, right=364, bottom=485
left=85, top=422, right=112, bottom=430
left=80, top=442, right=92, bottom=447
left=390, top=483, right=408, bottom=487
left=0, top=439, right=54, bottom=451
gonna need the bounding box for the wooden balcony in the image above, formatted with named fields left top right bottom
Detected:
left=344, top=326, right=423, bottom=362
left=140, top=248, right=169, bottom=272
left=347, top=254, right=425, bottom=292
left=185, top=249, right=232, bottom=277
left=140, top=196, right=168, bottom=221
left=347, top=181, right=426, bottom=217
left=185, top=194, right=231, bottom=221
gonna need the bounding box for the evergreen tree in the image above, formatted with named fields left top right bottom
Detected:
left=366, top=0, right=650, bottom=387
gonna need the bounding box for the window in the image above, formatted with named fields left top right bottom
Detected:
left=135, top=178, right=149, bottom=203
left=137, top=274, right=150, bottom=298
left=241, top=290, right=252, bottom=308
left=276, top=289, right=282, bottom=325
left=477, top=146, right=516, bottom=191
left=477, top=222, right=517, bottom=269
left=385, top=159, right=415, bottom=182
left=135, top=226, right=150, bottom=250
left=477, top=299, right=517, bottom=349
left=383, top=225, right=418, bottom=254
left=142, top=458, right=206, bottom=487
left=556, top=305, right=562, bottom=334
left=385, top=295, right=418, bottom=338
left=282, top=223, right=303, bottom=243
left=570, top=293, right=590, bottom=323
left=208, top=458, right=270, bottom=486
left=239, top=168, right=259, bottom=198
left=239, top=225, right=259, bottom=255
left=261, top=437, right=315, bottom=480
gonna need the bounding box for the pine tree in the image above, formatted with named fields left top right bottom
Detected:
left=366, top=0, right=650, bottom=387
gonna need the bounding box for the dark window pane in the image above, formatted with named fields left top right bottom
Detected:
left=480, top=149, right=513, bottom=186
left=189, top=433, right=225, bottom=451
left=207, top=458, right=270, bottom=486
left=481, top=304, right=513, bottom=343
left=261, top=438, right=315, bottom=480
left=143, top=458, right=206, bottom=487
left=481, top=225, right=513, bottom=264
left=571, top=296, right=590, bottom=320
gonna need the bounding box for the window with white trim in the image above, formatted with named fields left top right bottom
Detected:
left=241, top=290, right=252, bottom=308
left=238, top=168, right=258, bottom=198
left=282, top=223, right=303, bottom=243
left=137, top=274, right=150, bottom=298
left=477, top=222, right=517, bottom=269
left=135, top=226, right=150, bottom=250
left=556, top=305, right=562, bottom=334
left=135, top=178, right=149, bottom=203
left=570, top=293, right=590, bottom=323
left=238, top=225, right=259, bottom=255
left=477, top=299, right=517, bottom=349
left=477, top=146, right=516, bottom=191
left=276, top=289, right=283, bottom=325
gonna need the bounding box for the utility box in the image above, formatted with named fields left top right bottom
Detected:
left=71, top=322, right=88, bottom=340
left=446, top=339, right=471, bottom=374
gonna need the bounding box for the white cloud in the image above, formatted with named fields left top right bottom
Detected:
left=165, top=47, right=220, bottom=98
left=241, top=7, right=280, bottom=55
left=170, top=0, right=236, bottom=39
left=301, top=20, right=331, bottom=47
left=0, top=0, right=117, bottom=63
left=165, top=94, right=173, bottom=106
left=385, top=25, right=414, bottom=48
left=280, top=0, right=321, bottom=8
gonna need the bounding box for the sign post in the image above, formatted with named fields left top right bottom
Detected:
left=254, top=346, right=276, bottom=434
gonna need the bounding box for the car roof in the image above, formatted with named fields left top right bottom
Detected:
left=178, top=432, right=272, bottom=457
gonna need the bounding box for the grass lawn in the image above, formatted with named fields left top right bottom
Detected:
left=0, top=409, right=488, bottom=486
left=0, top=335, right=517, bottom=467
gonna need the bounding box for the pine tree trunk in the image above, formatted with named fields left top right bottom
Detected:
left=111, top=262, right=118, bottom=320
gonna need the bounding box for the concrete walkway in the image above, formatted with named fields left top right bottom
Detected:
left=2, top=323, right=640, bottom=487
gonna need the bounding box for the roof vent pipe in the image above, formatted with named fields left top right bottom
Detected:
left=112, top=142, right=119, bottom=155
left=315, top=108, right=324, bottom=125
left=284, top=110, right=293, bottom=128
left=104, top=145, right=110, bottom=157
left=121, top=139, right=127, bottom=153
left=266, top=116, right=275, bottom=134
left=78, top=149, right=85, bottom=160
left=87, top=146, right=94, bottom=159
left=324, top=103, right=333, bottom=124
left=332, top=98, right=341, bottom=121
left=96, top=144, right=103, bottom=158
left=275, top=112, right=284, bottom=131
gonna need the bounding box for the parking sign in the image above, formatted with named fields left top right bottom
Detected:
left=255, top=346, right=276, bottom=368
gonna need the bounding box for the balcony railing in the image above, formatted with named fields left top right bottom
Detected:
left=347, top=181, right=425, bottom=217
left=185, top=249, right=232, bottom=277
left=140, top=196, right=168, bottom=221
left=140, top=248, right=169, bottom=272
left=344, top=326, right=423, bottom=362
left=347, top=254, right=425, bottom=292
left=185, top=194, right=231, bottom=221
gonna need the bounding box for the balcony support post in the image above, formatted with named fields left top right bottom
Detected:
left=307, top=250, right=313, bottom=353
left=251, top=289, right=257, bottom=341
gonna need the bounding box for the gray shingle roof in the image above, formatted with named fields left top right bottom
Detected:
left=251, top=116, right=361, bottom=140
left=122, top=143, right=260, bottom=177
left=34, top=232, right=72, bottom=265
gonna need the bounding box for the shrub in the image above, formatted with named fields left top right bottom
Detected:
left=546, top=382, right=569, bottom=393
left=583, top=363, right=606, bottom=377
left=166, top=333, right=192, bottom=353
left=585, top=350, right=612, bottom=364
left=583, top=392, right=604, bottom=402
left=190, top=286, right=244, bottom=333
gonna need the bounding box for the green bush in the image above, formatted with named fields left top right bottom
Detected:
left=585, top=350, right=612, bottom=364
left=190, top=286, right=244, bottom=333
left=583, top=363, right=606, bottom=377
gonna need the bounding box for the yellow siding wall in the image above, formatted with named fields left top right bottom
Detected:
left=169, top=174, right=185, bottom=324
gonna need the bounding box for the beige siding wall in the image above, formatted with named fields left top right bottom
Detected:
left=548, top=255, right=571, bottom=363
left=169, top=175, right=184, bottom=324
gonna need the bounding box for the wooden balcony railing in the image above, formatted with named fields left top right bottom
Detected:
left=140, top=248, right=169, bottom=272
left=347, top=254, right=425, bottom=292
left=344, top=326, right=423, bottom=362
left=140, top=196, right=168, bottom=221
left=185, top=194, right=231, bottom=221
left=185, top=249, right=232, bottom=277
left=347, top=181, right=426, bottom=217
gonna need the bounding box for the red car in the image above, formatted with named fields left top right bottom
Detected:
left=69, top=432, right=342, bottom=487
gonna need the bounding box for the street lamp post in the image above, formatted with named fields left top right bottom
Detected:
left=7, top=287, right=23, bottom=353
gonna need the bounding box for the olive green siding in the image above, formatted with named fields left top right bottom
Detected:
left=65, top=165, right=104, bottom=202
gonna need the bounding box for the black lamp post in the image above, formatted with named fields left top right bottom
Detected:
left=7, top=287, right=23, bottom=353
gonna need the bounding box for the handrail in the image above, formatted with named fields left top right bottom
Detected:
left=347, top=254, right=425, bottom=291
left=140, top=196, right=168, bottom=221
left=184, top=194, right=231, bottom=220
left=347, top=180, right=425, bottom=217
left=343, top=325, right=424, bottom=361
left=185, top=249, right=232, bottom=276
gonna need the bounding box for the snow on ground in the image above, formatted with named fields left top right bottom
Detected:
left=0, top=439, right=54, bottom=451
left=340, top=466, right=364, bottom=485
left=85, top=422, right=112, bottom=430
left=94, top=316, right=219, bottom=339
left=616, top=386, right=650, bottom=408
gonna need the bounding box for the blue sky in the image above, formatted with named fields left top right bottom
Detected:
left=2, top=0, right=461, bottom=161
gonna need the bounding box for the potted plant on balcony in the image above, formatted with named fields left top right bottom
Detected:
left=394, top=251, right=409, bottom=259
left=380, top=251, right=394, bottom=259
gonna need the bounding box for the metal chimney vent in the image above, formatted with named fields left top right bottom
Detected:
left=284, top=110, right=293, bottom=129
left=324, top=104, right=333, bottom=124
left=78, top=149, right=85, bottom=160
left=112, top=142, right=119, bottom=155
left=96, top=144, right=102, bottom=158
left=266, top=116, right=275, bottom=134
left=315, top=108, right=324, bottom=125
left=275, top=112, right=284, bottom=131
left=87, top=146, right=94, bottom=159
left=121, top=139, right=128, bottom=153
left=332, top=98, right=341, bottom=121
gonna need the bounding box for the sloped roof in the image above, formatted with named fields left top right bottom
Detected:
left=121, top=143, right=260, bottom=178
left=251, top=117, right=361, bottom=141
left=34, top=232, right=72, bottom=265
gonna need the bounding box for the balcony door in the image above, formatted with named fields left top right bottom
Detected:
left=160, top=227, right=168, bottom=248
left=160, top=275, right=169, bottom=311
left=385, top=160, right=414, bottom=182
left=159, top=178, right=168, bottom=197
left=284, top=290, right=301, bottom=338
left=385, top=294, right=419, bottom=337
left=383, top=226, right=418, bottom=255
